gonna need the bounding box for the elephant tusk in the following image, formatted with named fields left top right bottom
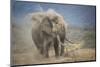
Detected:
left=65, top=38, right=74, bottom=44
left=57, top=35, right=65, bottom=46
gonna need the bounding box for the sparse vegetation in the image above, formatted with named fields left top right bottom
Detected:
left=83, top=31, right=96, bottom=48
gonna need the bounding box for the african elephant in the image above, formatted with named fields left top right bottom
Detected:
left=31, top=9, right=67, bottom=58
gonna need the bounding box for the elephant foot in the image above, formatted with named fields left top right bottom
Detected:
left=55, top=56, right=60, bottom=58
left=55, top=53, right=60, bottom=58
left=45, top=56, right=49, bottom=58
left=44, top=54, right=49, bottom=58
left=60, top=53, right=64, bottom=56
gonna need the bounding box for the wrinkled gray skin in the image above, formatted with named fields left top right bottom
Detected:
left=31, top=10, right=66, bottom=58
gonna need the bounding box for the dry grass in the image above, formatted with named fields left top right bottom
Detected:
left=64, top=48, right=95, bottom=62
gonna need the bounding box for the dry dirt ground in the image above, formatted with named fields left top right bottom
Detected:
left=11, top=48, right=96, bottom=66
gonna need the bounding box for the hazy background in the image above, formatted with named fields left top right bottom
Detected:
left=11, top=0, right=96, bottom=65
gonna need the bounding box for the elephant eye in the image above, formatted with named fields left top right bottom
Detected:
left=52, top=17, right=58, bottom=24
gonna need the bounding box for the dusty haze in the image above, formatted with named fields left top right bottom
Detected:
left=11, top=9, right=95, bottom=66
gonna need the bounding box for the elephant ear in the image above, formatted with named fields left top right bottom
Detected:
left=31, top=12, right=46, bottom=24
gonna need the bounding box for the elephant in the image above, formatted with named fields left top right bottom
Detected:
left=31, top=9, right=67, bottom=58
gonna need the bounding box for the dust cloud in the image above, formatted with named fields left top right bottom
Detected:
left=11, top=10, right=96, bottom=66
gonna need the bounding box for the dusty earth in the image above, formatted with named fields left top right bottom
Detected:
left=11, top=24, right=96, bottom=66
left=11, top=47, right=96, bottom=66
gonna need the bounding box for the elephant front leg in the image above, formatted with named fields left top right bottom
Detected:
left=45, top=43, right=51, bottom=58
left=56, top=35, right=65, bottom=56
left=43, top=41, right=50, bottom=58
left=54, top=39, right=60, bottom=57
